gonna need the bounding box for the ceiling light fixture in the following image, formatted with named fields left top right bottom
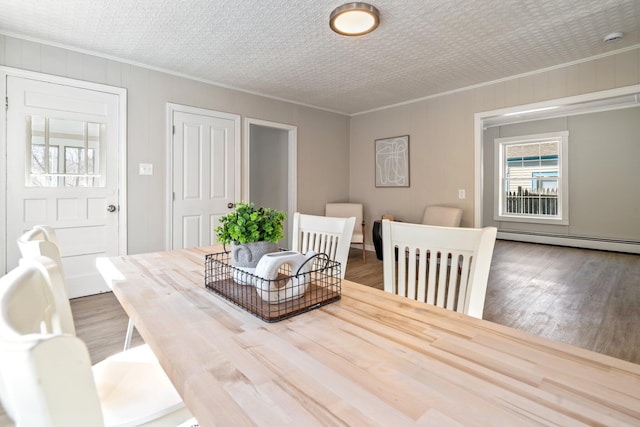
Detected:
left=330, top=2, right=380, bottom=36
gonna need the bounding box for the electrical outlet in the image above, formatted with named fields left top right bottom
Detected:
left=139, top=163, right=153, bottom=176
left=458, top=189, right=466, bottom=200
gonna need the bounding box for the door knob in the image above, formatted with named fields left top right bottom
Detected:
left=107, top=204, right=117, bottom=213
left=227, top=202, right=235, bottom=209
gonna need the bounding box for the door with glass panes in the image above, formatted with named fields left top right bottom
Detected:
left=5, top=75, right=122, bottom=297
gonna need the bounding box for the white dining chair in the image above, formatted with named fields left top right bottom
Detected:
left=1, top=255, right=192, bottom=426
left=325, top=202, right=366, bottom=262
left=2, top=333, right=106, bottom=426
left=422, top=205, right=463, bottom=227
left=17, top=225, right=137, bottom=350
left=381, top=220, right=497, bottom=319
left=17, top=226, right=76, bottom=335
left=291, top=212, right=355, bottom=280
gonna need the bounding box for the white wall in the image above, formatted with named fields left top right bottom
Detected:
left=0, top=35, right=350, bottom=255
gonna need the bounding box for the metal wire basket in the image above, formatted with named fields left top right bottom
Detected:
left=204, top=251, right=341, bottom=322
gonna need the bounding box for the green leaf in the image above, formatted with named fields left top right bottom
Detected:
left=213, top=201, right=287, bottom=244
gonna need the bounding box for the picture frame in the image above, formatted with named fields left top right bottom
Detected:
left=375, top=135, right=410, bottom=187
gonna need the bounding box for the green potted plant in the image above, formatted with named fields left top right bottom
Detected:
left=214, top=202, right=287, bottom=274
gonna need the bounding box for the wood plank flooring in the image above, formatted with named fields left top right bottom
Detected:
left=346, top=240, right=640, bottom=365
left=1, top=240, right=638, bottom=426
left=484, top=240, right=640, bottom=364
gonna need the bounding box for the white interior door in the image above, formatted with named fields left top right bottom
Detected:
left=5, top=75, right=123, bottom=297
left=171, top=108, right=240, bottom=249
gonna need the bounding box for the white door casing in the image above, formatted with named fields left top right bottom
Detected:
left=168, top=104, right=240, bottom=249
left=4, top=71, right=126, bottom=297
left=244, top=118, right=297, bottom=249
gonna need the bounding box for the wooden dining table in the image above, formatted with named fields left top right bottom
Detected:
left=97, top=245, right=640, bottom=426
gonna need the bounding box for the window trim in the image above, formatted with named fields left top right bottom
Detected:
left=494, top=131, right=569, bottom=225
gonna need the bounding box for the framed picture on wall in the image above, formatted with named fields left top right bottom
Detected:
left=375, top=135, right=410, bottom=187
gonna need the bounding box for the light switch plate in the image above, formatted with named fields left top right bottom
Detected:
left=139, top=163, right=153, bottom=176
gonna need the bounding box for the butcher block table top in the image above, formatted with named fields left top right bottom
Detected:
left=97, top=245, right=640, bottom=426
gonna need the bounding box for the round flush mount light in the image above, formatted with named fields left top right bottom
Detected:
left=603, top=31, right=623, bottom=43
left=330, top=2, right=380, bottom=36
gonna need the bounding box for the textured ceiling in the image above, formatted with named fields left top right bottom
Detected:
left=1, top=0, right=639, bottom=115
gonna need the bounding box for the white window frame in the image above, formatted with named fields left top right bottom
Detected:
left=494, top=131, right=569, bottom=225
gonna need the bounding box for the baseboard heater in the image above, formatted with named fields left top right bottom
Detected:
left=497, top=230, right=640, bottom=254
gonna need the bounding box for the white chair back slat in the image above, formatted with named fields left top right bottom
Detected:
left=406, top=247, right=417, bottom=300
left=318, top=233, right=329, bottom=256
left=416, top=251, right=428, bottom=302
left=445, top=252, right=461, bottom=310
left=456, top=253, right=472, bottom=313
left=435, top=252, right=449, bottom=308
left=426, top=250, right=438, bottom=306
left=397, top=246, right=407, bottom=298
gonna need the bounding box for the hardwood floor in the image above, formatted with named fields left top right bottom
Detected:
left=483, top=240, right=640, bottom=364
left=345, top=240, right=640, bottom=365
left=1, top=240, right=638, bottom=426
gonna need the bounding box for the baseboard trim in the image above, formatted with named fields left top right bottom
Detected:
left=357, top=232, right=640, bottom=255
left=497, top=231, right=640, bottom=254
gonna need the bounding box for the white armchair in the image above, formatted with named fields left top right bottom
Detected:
left=422, top=205, right=463, bottom=227
left=325, top=203, right=366, bottom=262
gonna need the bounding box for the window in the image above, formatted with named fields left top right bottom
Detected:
left=494, top=131, right=568, bottom=225
left=27, top=116, right=105, bottom=188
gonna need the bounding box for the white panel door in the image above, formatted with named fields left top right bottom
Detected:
left=172, top=109, right=239, bottom=249
left=6, top=76, right=121, bottom=297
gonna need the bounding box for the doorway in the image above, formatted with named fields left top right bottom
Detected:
left=474, top=84, right=640, bottom=253
left=244, top=119, right=297, bottom=248
left=1, top=68, right=127, bottom=297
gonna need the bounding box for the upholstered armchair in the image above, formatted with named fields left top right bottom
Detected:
left=325, top=203, right=366, bottom=262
